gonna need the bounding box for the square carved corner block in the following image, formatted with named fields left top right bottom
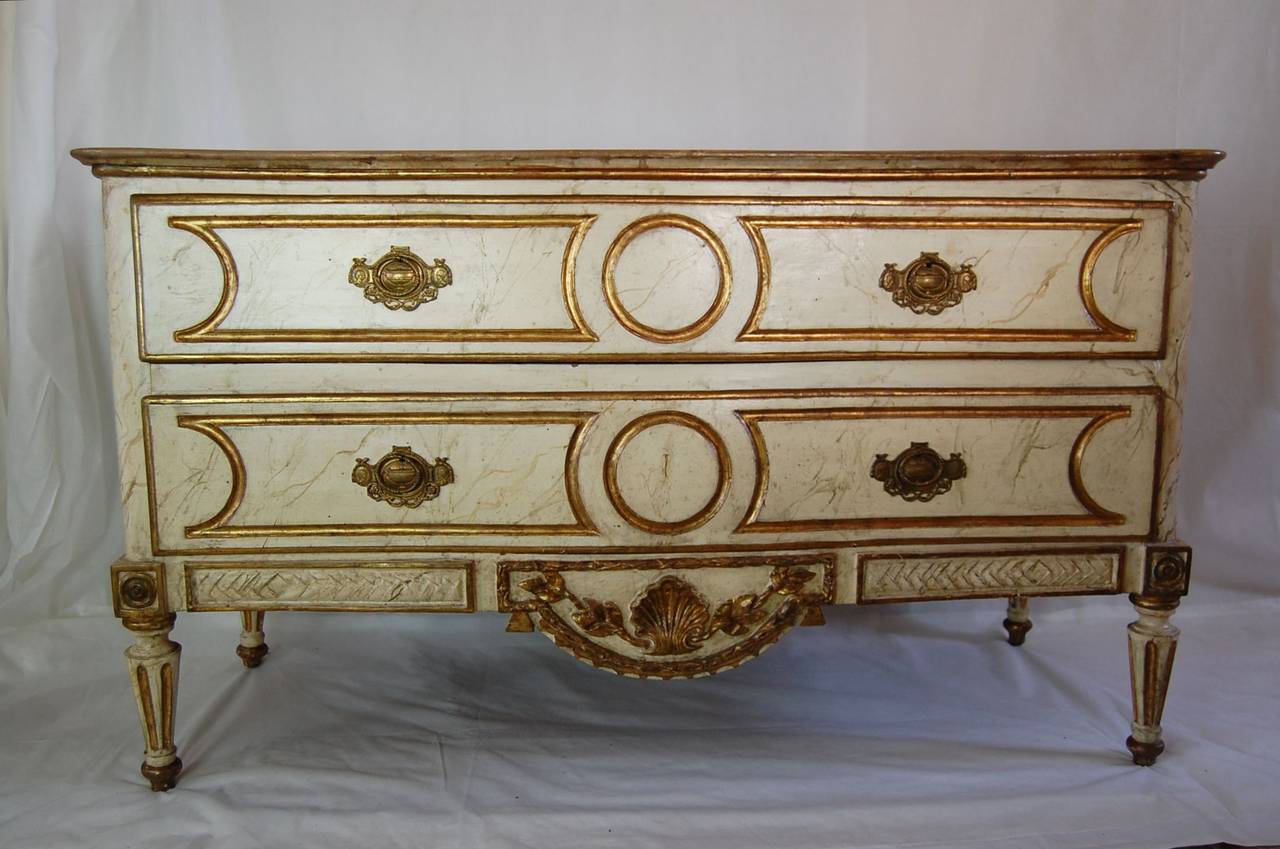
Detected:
left=75, top=148, right=1219, bottom=789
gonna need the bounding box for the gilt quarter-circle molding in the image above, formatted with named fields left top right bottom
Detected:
left=603, top=410, right=732, bottom=535
left=602, top=214, right=733, bottom=343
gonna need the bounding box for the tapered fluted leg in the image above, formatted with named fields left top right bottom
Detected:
left=125, top=614, right=182, bottom=790
left=1002, top=596, right=1032, bottom=646
left=1126, top=595, right=1179, bottom=765
left=236, top=611, right=269, bottom=668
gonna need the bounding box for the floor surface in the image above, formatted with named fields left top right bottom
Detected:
left=2, top=596, right=1278, bottom=848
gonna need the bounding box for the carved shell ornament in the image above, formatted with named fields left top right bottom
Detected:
left=630, top=577, right=714, bottom=655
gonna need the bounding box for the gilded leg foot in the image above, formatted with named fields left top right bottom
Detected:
left=141, top=758, right=183, bottom=792
left=1002, top=596, right=1032, bottom=646
left=124, top=613, right=182, bottom=791
left=236, top=611, right=269, bottom=668
left=1126, top=594, right=1180, bottom=766
left=1125, top=735, right=1165, bottom=766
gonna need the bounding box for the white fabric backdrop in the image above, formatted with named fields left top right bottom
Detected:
left=2, top=1, right=1278, bottom=847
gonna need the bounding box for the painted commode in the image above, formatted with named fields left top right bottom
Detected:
left=72, top=148, right=1221, bottom=790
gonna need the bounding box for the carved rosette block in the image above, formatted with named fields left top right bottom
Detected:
left=499, top=555, right=836, bottom=679
left=879, top=252, right=977, bottom=314
left=349, top=246, right=452, bottom=311
left=1126, top=544, right=1192, bottom=766
left=352, top=445, right=454, bottom=508
left=112, top=560, right=182, bottom=791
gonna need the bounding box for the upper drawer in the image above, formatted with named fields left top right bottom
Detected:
left=129, top=193, right=1175, bottom=362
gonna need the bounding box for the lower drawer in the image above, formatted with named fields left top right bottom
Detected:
left=141, top=388, right=1161, bottom=554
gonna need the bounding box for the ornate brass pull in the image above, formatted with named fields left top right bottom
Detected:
left=879, top=252, right=976, bottom=314
left=351, top=446, right=454, bottom=507
left=870, top=442, right=966, bottom=502
left=349, top=246, right=452, bottom=310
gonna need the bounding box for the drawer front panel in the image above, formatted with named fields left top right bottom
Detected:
left=184, top=560, right=473, bottom=611
left=144, top=403, right=595, bottom=552
left=736, top=401, right=1156, bottom=533
left=132, top=194, right=1172, bottom=361
left=142, top=390, right=1159, bottom=554
left=136, top=205, right=596, bottom=346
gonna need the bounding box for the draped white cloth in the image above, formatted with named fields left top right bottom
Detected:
left=2, top=2, right=1278, bottom=846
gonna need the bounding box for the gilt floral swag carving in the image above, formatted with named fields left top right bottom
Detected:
left=518, top=566, right=824, bottom=658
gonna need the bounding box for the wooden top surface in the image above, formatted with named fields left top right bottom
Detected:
left=70, top=148, right=1225, bottom=181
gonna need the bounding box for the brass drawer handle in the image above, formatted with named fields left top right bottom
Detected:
left=870, top=442, right=966, bottom=502
left=349, top=246, right=452, bottom=310
left=879, top=252, right=976, bottom=314
left=352, top=445, right=454, bottom=507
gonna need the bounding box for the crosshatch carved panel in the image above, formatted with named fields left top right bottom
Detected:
left=857, top=549, right=1122, bottom=602
left=184, top=562, right=473, bottom=611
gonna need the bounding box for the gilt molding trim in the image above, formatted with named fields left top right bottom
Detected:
left=601, top=214, right=732, bottom=344
left=602, top=410, right=732, bottom=535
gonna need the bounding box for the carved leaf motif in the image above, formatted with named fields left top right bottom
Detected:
left=770, top=566, right=816, bottom=596
left=572, top=598, right=629, bottom=639
left=710, top=593, right=767, bottom=636
left=519, top=572, right=567, bottom=604
left=629, top=577, right=712, bottom=655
